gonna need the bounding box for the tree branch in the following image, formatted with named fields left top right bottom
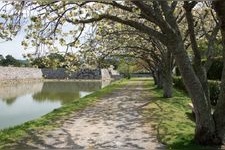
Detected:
left=66, top=14, right=167, bottom=45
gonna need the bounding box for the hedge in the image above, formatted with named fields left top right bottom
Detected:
left=207, top=57, right=223, bottom=80
left=174, top=57, right=223, bottom=80
left=173, top=76, right=220, bottom=106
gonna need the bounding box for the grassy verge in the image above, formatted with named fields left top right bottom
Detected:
left=0, top=79, right=127, bottom=149
left=142, top=79, right=200, bottom=149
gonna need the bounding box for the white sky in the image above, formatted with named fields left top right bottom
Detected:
left=0, top=8, right=84, bottom=60
left=0, top=21, right=92, bottom=60
left=0, top=29, right=27, bottom=60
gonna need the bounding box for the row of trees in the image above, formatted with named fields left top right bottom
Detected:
left=0, top=54, right=23, bottom=67
left=1, top=0, right=225, bottom=145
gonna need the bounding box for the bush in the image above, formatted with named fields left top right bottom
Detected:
left=207, top=57, right=223, bottom=80
left=174, top=57, right=223, bottom=80
left=174, top=67, right=181, bottom=76
left=173, top=76, right=186, bottom=92
left=208, top=80, right=220, bottom=106
left=173, top=76, right=221, bottom=106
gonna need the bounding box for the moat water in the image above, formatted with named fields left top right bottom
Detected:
left=0, top=80, right=110, bottom=130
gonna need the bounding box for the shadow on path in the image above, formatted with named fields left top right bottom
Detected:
left=13, top=79, right=165, bottom=149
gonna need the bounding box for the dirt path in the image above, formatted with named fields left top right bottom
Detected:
left=16, top=79, right=164, bottom=149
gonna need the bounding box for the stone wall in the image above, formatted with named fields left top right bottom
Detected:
left=101, top=69, right=111, bottom=80
left=108, top=67, right=121, bottom=80
left=0, top=67, right=119, bottom=81
left=41, top=68, right=104, bottom=80
left=0, top=66, right=43, bottom=81
left=131, top=73, right=152, bottom=78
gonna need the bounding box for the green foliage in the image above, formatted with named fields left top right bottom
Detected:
left=175, top=57, right=223, bottom=80
left=30, top=57, right=47, bottom=68
left=30, top=16, right=38, bottom=23
left=174, top=67, right=181, bottom=76
left=117, top=61, right=131, bottom=79
left=198, top=40, right=223, bottom=59
left=30, top=53, right=77, bottom=69
left=97, top=57, right=120, bottom=69
left=207, top=57, right=223, bottom=80
left=173, top=76, right=186, bottom=92
left=173, top=76, right=221, bottom=106
left=0, top=55, right=22, bottom=67
left=117, top=57, right=141, bottom=79
left=208, top=80, right=221, bottom=106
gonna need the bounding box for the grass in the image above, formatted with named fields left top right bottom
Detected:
left=0, top=79, right=127, bottom=149
left=0, top=78, right=215, bottom=149
left=141, top=79, right=201, bottom=149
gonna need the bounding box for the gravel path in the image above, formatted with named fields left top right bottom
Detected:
left=15, top=80, right=164, bottom=149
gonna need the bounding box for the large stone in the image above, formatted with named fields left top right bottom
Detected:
left=0, top=66, right=42, bottom=80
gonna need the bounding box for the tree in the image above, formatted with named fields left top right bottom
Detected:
left=4, top=1, right=225, bottom=145
left=81, top=21, right=174, bottom=97
left=1, top=55, right=21, bottom=67
left=30, top=53, right=65, bottom=68
left=0, top=2, right=25, bottom=41
left=212, top=0, right=225, bottom=143
left=0, top=54, right=4, bottom=65
left=183, top=1, right=220, bottom=104
left=64, top=2, right=215, bottom=137
left=30, top=52, right=81, bottom=71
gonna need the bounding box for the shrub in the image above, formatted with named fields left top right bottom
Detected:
left=207, top=57, right=223, bottom=80
left=173, top=77, right=221, bottom=106
left=208, top=80, right=220, bottom=106
left=175, top=57, right=223, bottom=80
left=174, top=67, right=181, bottom=76
left=173, top=76, right=186, bottom=92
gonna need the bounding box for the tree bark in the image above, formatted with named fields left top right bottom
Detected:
left=156, top=65, right=163, bottom=89
left=162, top=51, right=173, bottom=98
left=158, top=2, right=217, bottom=144
left=167, top=35, right=217, bottom=144
left=162, top=70, right=172, bottom=98
left=184, top=2, right=210, bottom=103
left=212, top=0, right=225, bottom=144
left=151, top=70, right=158, bottom=85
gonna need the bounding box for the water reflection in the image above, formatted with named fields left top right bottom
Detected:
left=0, top=80, right=110, bottom=130
left=0, top=82, right=43, bottom=105
left=32, top=81, right=102, bottom=104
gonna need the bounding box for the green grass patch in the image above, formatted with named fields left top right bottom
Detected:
left=142, top=79, right=200, bottom=149
left=0, top=79, right=127, bottom=149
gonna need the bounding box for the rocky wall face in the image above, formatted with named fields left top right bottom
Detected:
left=0, top=66, right=43, bottom=80
left=101, top=69, right=111, bottom=80
left=0, top=67, right=118, bottom=81
left=41, top=68, right=103, bottom=80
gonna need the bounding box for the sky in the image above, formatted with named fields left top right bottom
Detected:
left=0, top=29, right=28, bottom=60
left=0, top=1, right=93, bottom=60
left=0, top=24, right=92, bottom=60
left=0, top=26, right=86, bottom=60
left=0, top=5, right=83, bottom=60
left=0, top=1, right=29, bottom=60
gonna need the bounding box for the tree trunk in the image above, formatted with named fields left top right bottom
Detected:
left=116, top=1, right=221, bottom=145
left=184, top=2, right=211, bottom=103
left=151, top=70, right=158, bottom=85
left=194, top=67, right=210, bottom=103
left=162, top=70, right=172, bottom=98
left=156, top=65, right=163, bottom=89
left=212, top=0, right=225, bottom=144
left=213, top=67, right=225, bottom=143
left=162, top=50, right=173, bottom=98
left=168, top=36, right=217, bottom=144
